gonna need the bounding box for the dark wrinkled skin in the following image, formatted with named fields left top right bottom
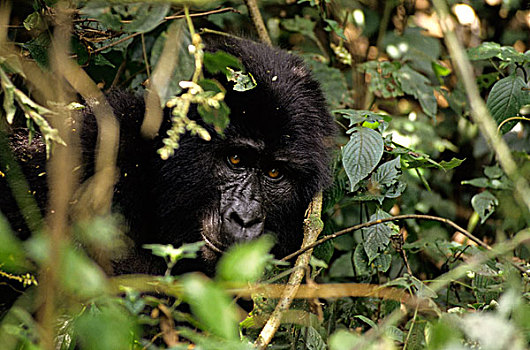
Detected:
left=0, top=36, right=335, bottom=310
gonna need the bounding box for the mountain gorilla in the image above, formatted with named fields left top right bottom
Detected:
left=0, top=34, right=335, bottom=277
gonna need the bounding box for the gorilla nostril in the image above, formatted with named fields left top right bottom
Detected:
left=229, top=211, right=263, bottom=229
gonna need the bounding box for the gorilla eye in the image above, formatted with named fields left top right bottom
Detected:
left=228, top=154, right=242, bottom=166
left=266, top=168, right=281, bottom=179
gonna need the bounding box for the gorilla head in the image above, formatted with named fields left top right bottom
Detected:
left=145, top=36, right=335, bottom=269
left=0, top=35, right=335, bottom=275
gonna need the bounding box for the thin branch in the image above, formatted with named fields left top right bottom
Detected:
left=254, top=193, right=323, bottom=349
left=282, top=214, right=489, bottom=262
left=243, top=0, right=271, bottom=45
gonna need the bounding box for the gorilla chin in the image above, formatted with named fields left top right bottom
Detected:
left=0, top=34, right=336, bottom=277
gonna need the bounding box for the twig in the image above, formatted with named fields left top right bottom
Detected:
left=243, top=0, right=271, bottom=45
left=164, top=7, right=238, bottom=20
left=254, top=193, right=324, bottom=349
left=91, top=7, right=239, bottom=55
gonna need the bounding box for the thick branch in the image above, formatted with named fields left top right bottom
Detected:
left=254, top=193, right=323, bottom=349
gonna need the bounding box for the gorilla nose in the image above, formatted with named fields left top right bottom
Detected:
left=225, top=205, right=265, bottom=241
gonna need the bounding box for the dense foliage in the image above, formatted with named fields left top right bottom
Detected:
left=0, top=1, right=529, bottom=349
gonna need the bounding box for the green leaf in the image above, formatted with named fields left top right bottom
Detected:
left=352, top=244, right=370, bottom=276
left=81, top=4, right=169, bottom=33
left=363, top=209, right=392, bottom=262
left=203, top=51, right=243, bottom=76
left=150, top=22, right=193, bottom=100
left=24, top=32, right=51, bottom=68
left=305, top=56, right=354, bottom=108
left=329, top=330, right=361, bottom=350
left=76, top=303, right=138, bottom=350
left=486, top=74, right=530, bottom=134
left=181, top=274, right=238, bottom=340
left=329, top=252, right=355, bottom=278
left=372, top=156, right=401, bottom=187
left=333, top=109, right=392, bottom=127
left=354, top=315, right=378, bottom=329
left=281, top=15, right=316, bottom=41
left=323, top=19, right=346, bottom=40
left=383, top=28, right=441, bottom=75
left=123, top=4, right=169, bottom=33
left=198, top=100, right=230, bottom=134
left=471, top=191, right=498, bottom=224
left=216, top=235, right=274, bottom=283
left=396, top=65, right=437, bottom=119
left=468, top=42, right=530, bottom=65
left=342, top=127, right=384, bottom=192
left=0, top=67, right=16, bottom=124
left=0, top=213, right=30, bottom=272
left=484, top=165, right=504, bottom=179
left=60, top=245, right=108, bottom=298
left=299, top=326, right=326, bottom=350
left=358, top=61, right=403, bottom=99
left=226, top=69, right=257, bottom=92
left=438, top=158, right=466, bottom=170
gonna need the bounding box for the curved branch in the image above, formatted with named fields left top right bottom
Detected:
left=281, top=214, right=490, bottom=262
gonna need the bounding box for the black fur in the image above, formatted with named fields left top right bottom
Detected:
left=0, top=36, right=335, bottom=279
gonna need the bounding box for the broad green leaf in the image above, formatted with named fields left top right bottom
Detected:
left=329, top=252, right=355, bottom=278
left=23, top=32, right=51, bottom=68
left=372, top=156, right=401, bottom=187
left=468, top=42, right=530, bottom=64
left=396, top=65, right=437, bottom=119
left=342, top=127, right=384, bottom=192
left=60, top=245, right=108, bottom=298
left=217, top=235, right=274, bottom=283
left=76, top=303, right=138, bottom=350
left=384, top=28, right=441, bottom=75
left=299, top=326, right=326, bottom=350
left=181, top=274, right=238, bottom=340
left=486, top=74, right=530, bottom=134
left=353, top=244, right=370, bottom=276
left=198, top=100, right=230, bottom=134
left=281, top=15, right=317, bottom=41
left=471, top=191, right=498, bottom=223
left=363, top=209, right=392, bottom=262
left=149, top=22, right=193, bottom=100
left=203, top=51, right=243, bottom=76
left=373, top=252, right=392, bottom=273
left=484, top=165, right=504, bottom=179
left=81, top=4, right=169, bottom=33
left=329, top=330, right=361, bottom=350
left=123, top=4, right=169, bottom=33
left=0, top=213, right=30, bottom=272
left=305, top=56, right=353, bottom=108
left=358, top=61, right=403, bottom=99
